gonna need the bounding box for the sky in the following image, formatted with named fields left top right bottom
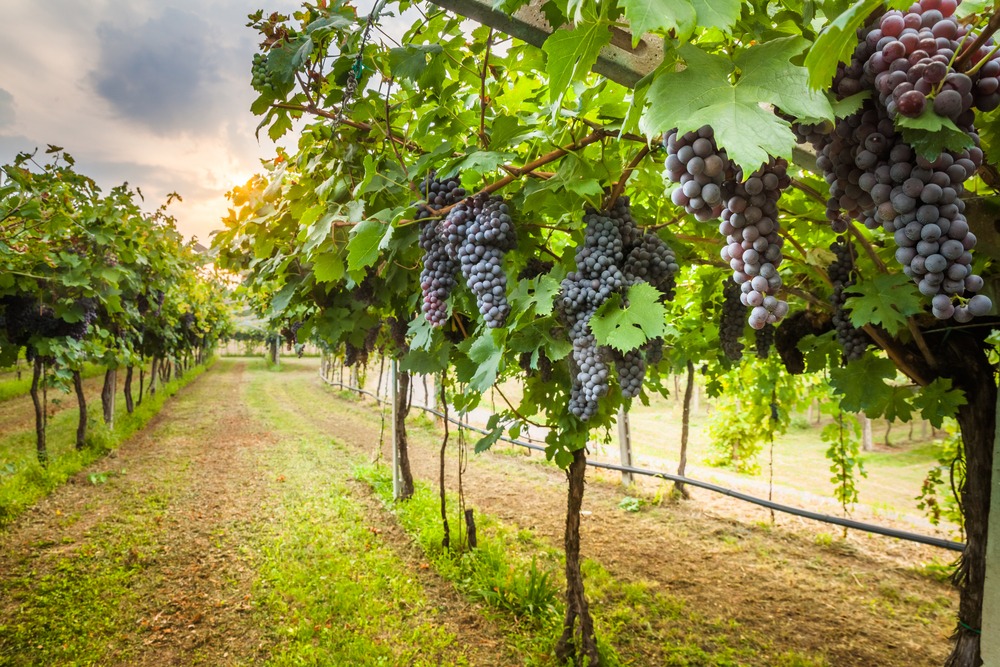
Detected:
left=0, top=0, right=402, bottom=244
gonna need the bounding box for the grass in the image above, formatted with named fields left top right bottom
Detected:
left=0, top=362, right=212, bottom=526
left=0, top=362, right=105, bottom=403
left=242, top=362, right=473, bottom=666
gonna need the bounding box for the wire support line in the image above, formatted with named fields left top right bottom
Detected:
left=319, top=370, right=965, bottom=552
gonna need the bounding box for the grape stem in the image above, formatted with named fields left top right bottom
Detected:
left=789, top=178, right=826, bottom=205
left=954, top=9, right=1000, bottom=71
left=605, top=144, right=652, bottom=209
left=907, top=319, right=939, bottom=370
left=847, top=223, right=887, bottom=273
left=493, top=385, right=546, bottom=429
left=966, top=42, right=1000, bottom=77
left=384, top=77, right=410, bottom=179
left=862, top=324, right=932, bottom=386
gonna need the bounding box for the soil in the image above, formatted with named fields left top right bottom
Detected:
left=0, top=358, right=960, bottom=666
left=310, top=360, right=958, bottom=667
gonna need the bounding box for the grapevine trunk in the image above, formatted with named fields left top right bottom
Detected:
left=101, top=368, right=116, bottom=425
left=395, top=369, right=415, bottom=500
left=30, top=357, right=46, bottom=465
left=555, top=448, right=600, bottom=666
left=942, top=332, right=995, bottom=667
left=124, top=366, right=134, bottom=414
left=73, top=370, right=86, bottom=450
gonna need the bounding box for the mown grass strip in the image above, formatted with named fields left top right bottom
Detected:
left=0, top=361, right=213, bottom=525
left=242, top=362, right=471, bottom=666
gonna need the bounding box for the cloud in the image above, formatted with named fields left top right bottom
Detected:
left=90, top=7, right=238, bottom=135
left=0, top=89, right=14, bottom=128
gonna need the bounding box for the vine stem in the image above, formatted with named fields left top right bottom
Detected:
left=605, top=144, right=652, bottom=209
left=479, top=29, right=494, bottom=148
left=953, top=10, right=1000, bottom=70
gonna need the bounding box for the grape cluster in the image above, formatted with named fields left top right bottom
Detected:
left=828, top=239, right=870, bottom=361
left=455, top=194, right=517, bottom=328
left=416, top=175, right=466, bottom=326
left=664, top=127, right=734, bottom=221
left=0, top=295, right=95, bottom=349
left=718, top=279, right=746, bottom=362
left=612, top=348, right=645, bottom=399
left=519, top=350, right=554, bottom=382
left=558, top=198, right=680, bottom=419
left=755, top=324, right=774, bottom=359
left=720, top=159, right=792, bottom=329
left=663, top=125, right=790, bottom=329
left=775, top=311, right=834, bottom=375
left=251, top=53, right=278, bottom=94
left=805, top=0, right=995, bottom=321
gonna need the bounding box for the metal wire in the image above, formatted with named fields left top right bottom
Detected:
left=319, top=370, right=966, bottom=552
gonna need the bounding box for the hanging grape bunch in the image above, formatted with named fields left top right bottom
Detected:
left=828, top=239, right=871, bottom=361
left=455, top=193, right=517, bottom=328
left=755, top=325, right=774, bottom=359
left=664, top=126, right=790, bottom=329
left=250, top=53, right=278, bottom=95
left=558, top=199, right=680, bottom=418
left=718, top=279, right=746, bottom=362
left=416, top=174, right=466, bottom=326
left=663, top=127, right=735, bottom=221
left=802, top=0, right=995, bottom=321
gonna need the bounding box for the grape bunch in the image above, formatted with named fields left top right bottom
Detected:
left=612, top=348, right=646, bottom=399
left=719, top=159, right=792, bottom=329
left=416, top=175, right=466, bottom=327
left=755, top=324, right=774, bottom=359
left=803, top=0, right=995, bottom=321
left=664, top=127, right=734, bottom=221
left=558, top=199, right=680, bottom=419
left=250, top=53, right=278, bottom=95
left=663, top=125, right=790, bottom=329
left=828, top=239, right=870, bottom=361
left=456, top=194, right=517, bottom=328
left=718, top=279, right=746, bottom=362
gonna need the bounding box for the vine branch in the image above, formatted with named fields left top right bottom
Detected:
left=605, top=144, right=651, bottom=209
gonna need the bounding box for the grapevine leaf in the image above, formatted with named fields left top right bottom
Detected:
left=489, top=115, right=532, bottom=149
left=542, top=16, right=613, bottom=109
left=619, top=0, right=696, bottom=43
left=388, top=44, right=444, bottom=82
left=640, top=43, right=807, bottom=173
left=465, top=330, right=503, bottom=392
left=954, top=0, right=989, bottom=19
left=400, top=346, right=450, bottom=374
left=440, top=151, right=515, bottom=178
left=474, top=414, right=506, bottom=453
left=590, top=283, right=667, bottom=353
left=895, top=110, right=974, bottom=159
left=346, top=219, right=389, bottom=271
left=312, top=252, right=344, bottom=283
left=269, top=279, right=300, bottom=318
left=689, top=0, right=741, bottom=32
left=736, top=37, right=835, bottom=123
left=804, top=0, right=885, bottom=89
left=829, top=354, right=897, bottom=414
left=844, top=273, right=923, bottom=335
left=912, top=378, right=967, bottom=428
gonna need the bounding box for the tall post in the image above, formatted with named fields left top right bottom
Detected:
left=982, top=387, right=1000, bottom=662
left=391, top=358, right=402, bottom=500
left=617, top=406, right=633, bottom=487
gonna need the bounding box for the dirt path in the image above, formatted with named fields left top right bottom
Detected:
left=0, top=359, right=512, bottom=666
left=302, top=360, right=957, bottom=667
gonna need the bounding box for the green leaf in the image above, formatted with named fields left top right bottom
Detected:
left=346, top=219, right=389, bottom=271
left=542, top=17, right=613, bottom=109
left=640, top=41, right=831, bottom=173
left=313, top=252, right=344, bottom=283
left=441, top=151, right=515, bottom=178
left=829, top=354, right=897, bottom=414
left=912, top=378, right=967, bottom=428
left=590, top=283, right=667, bottom=353
left=489, top=115, right=532, bottom=149
left=620, top=0, right=696, bottom=42
left=269, top=279, right=300, bottom=318
left=805, top=0, right=885, bottom=89
left=844, top=273, right=923, bottom=336
left=400, top=346, right=450, bottom=374
left=895, top=110, right=974, bottom=159
left=466, top=330, right=504, bottom=392
left=689, top=0, right=741, bottom=32
left=388, top=44, right=444, bottom=82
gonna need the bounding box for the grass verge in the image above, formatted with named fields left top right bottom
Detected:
left=0, top=361, right=213, bottom=526
left=0, top=362, right=105, bottom=403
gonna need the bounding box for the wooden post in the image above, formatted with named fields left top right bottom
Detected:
left=982, top=386, right=1000, bottom=663
left=391, top=358, right=402, bottom=500
left=861, top=413, right=873, bottom=452
left=617, top=406, right=633, bottom=487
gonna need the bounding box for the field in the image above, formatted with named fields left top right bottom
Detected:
left=0, top=358, right=959, bottom=666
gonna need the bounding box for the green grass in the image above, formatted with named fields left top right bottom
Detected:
left=0, top=363, right=105, bottom=403
left=0, top=362, right=212, bottom=525
left=242, top=362, right=473, bottom=666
